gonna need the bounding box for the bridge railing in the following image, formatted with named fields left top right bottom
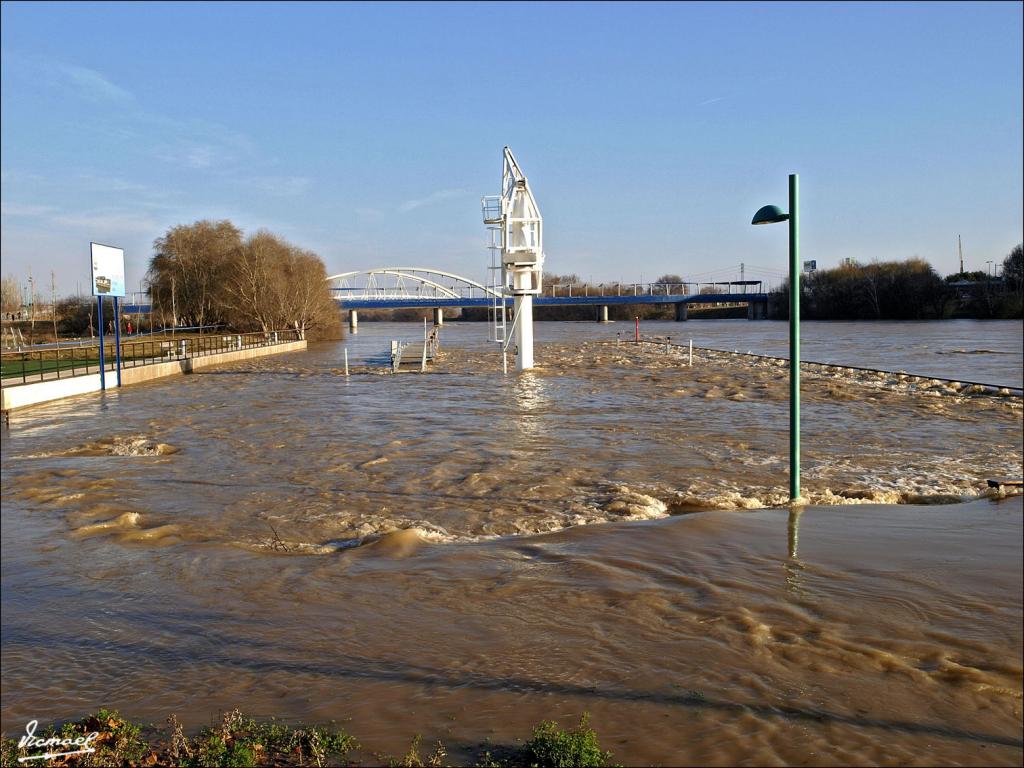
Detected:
left=0, top=329, right=303, bottom=386
left=331, top=285, right=496, bottom=300
left=331, top=282, right=768, bottom=302
left=543, top=281, right=764, bottom=298
left=544, top=282, right=685, bottom=298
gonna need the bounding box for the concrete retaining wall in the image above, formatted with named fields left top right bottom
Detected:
left=1, top=340, right=306, bottom=412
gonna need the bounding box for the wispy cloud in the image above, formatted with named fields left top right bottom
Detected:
left=0, top=202, right=59, bottom=218
left=245, top=175, right=312, bottom=197
left=1, top=199, right=163, bottom=235
left=59, top=63, right=133, bottom=102
left=7, top=54, right=257, bottom=176
left=74, top=173, right=164, bottom=196
left=51, top=208, right=165, bottom=235
left=148, top=117, right=257, bottom=171
left=696, top=96, right=726, bottom=107
left=397, top=188, right=468, bottom=213
left=183, top=146, right=217, bottom=169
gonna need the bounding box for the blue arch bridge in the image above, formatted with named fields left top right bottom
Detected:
left=325, top=268, right=769, bottom=325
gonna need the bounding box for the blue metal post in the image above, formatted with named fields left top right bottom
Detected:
left=113, top=296, right=122, bottom=387
left=97, top=297, right=106, bottom=391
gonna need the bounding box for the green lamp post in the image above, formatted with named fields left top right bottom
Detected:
left=752, top=173, right=801, bottom=501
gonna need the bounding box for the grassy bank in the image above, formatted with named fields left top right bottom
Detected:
left=0, top=709, right=613, bottom=768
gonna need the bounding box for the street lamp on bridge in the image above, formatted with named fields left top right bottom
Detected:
left=751, top=173, right=802, bottom=502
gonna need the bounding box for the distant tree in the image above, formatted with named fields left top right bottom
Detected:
left=945, top=270, right=987, bottom=283
left=654, top=274, right=684, bottom=284
left=1, top=275, right=21, bottom=318
left=149, top=219, right=340, bottom=339
left=220, top=230, right=288, bottom=333
left=1003, top=243, right=1023, bottom=292
left=149, top=220, right=242, bottom=332
left=55, top=295, right=95, bottom=336
left=275, top=247, right=342, bottom=339
left=780, top=257, right=948, bottom=320
left=544, top=272, right=581, bottom=286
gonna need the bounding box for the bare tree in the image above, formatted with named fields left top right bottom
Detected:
left=50, top=271, right=59, bottom=344
left=149, top=220, right=242, bottom=333
left=1, top=275, right=21, bottom=319
left=148, top=219, right=340, bottom=339
left=220, top=230, right=287, bottom=333
left=276, top=247, right=340, bottom=339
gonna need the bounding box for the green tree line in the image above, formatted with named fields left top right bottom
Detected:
left=775, top=247, right=1022, bottom=320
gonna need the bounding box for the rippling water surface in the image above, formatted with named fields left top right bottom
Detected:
left=1, top=319, right=1021, bottom=765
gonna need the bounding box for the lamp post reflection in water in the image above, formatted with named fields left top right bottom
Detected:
left=785, top=507, right=804, bottom=594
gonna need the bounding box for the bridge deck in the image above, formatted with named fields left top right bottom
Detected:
left=334, top=293, right=767, bottom=310
left=121, top=293, right=768, bottom=314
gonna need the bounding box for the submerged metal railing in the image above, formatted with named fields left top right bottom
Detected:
left=390, top=325, right=441, bottom=373
left=0, top=329, right=302, bottom=386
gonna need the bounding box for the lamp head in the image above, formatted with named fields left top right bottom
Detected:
left=751, top=205, right=789, bottom=225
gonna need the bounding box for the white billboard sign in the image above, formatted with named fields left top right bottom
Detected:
left=90, top=243, right=126, bottom=297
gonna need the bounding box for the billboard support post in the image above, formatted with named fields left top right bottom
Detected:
left=113, top=296, right=122, bottom=387
left=97, top=297, right=106, bottom=391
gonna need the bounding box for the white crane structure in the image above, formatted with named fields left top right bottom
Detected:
left=482, top=147, right=545, bottom=372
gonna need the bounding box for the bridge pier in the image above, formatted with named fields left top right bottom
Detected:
left=747, top=302, right=767, bottom=321
left=675, top=302, right=688, bottom=322
left=349, top=309, right=358, bottom=332
left=432, top=307, right=444, bottom=326
left=598, top=305, right=610, bottom=323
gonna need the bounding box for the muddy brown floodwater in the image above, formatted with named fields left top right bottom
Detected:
left=1, top=321, right=1022, bottom=765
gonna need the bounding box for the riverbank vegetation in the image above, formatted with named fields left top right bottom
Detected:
left=0, top=709, right=613, bottom=768
left=774, top=247, right=1023, bottom=320
left=2, top=221, right=342, bottom=345
left=147, top=220, right=341, bottom=340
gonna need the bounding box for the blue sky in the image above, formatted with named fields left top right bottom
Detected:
left=2, top=1, right=1022, bottom=296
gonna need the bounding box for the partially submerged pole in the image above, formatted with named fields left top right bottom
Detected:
left=421, top=318, right=428, bottom=372
left=514, top=294, right=534, bottom=370
left=752, top=173, right=801, bottom=502
left=344, top=348, right=349, bottom=376
left=789, top=173, right=800, bottom=501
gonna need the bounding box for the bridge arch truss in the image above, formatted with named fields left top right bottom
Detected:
left=326, top=267, right=502, bottom=305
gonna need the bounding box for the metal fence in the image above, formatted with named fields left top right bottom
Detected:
left=543, top=281, right=766, bottom=298
left=0, top=329, right=302, bottom=386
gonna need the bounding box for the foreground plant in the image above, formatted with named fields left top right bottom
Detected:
left=523, top=714, right=611, bottom=768
left=0, top=708, right=613, bottom=767
left=0, top=709, right=147, bottom=767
